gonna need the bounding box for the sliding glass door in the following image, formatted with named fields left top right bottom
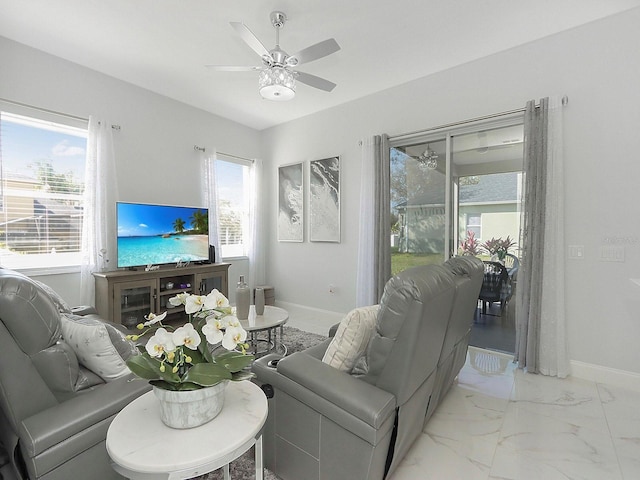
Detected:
left=390, top=136, right=450, bottom=276
left=389, top=118, right=524, bottom=353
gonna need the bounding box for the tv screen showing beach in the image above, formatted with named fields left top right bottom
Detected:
left=116, top=202, right=209, bottom=268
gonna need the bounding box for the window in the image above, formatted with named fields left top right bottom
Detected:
left=215, top=158, right=250, bottom=258
left=466, top=213, right=482, bottom=240
left=0, top=109, right=88, bottom=270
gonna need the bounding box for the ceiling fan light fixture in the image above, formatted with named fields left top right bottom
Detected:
left=259, top=67, right=296, bottom=101
left=415, top=144, right=439, bottom=170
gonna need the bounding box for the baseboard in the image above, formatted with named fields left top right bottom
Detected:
left=570, top=360, right=640, bottom=392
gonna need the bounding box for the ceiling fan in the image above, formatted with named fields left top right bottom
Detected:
left=207, top=11, right=340, bottom=101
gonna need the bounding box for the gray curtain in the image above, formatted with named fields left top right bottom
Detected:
left=375, top=134, right=392, bottom=300
left=356, top=134, right=391, bottom=306
left=515, top=98, right=548, bottom=372
left=515, top=96, right=569, bottom=376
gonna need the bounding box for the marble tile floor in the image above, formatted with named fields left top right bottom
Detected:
left=390, top=347, right=640, bottom=480
left=285, top=306, right=640, bottom=479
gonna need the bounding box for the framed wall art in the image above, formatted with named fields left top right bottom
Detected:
left=277, top=162, right=304, bottom=242
left=309, top=156, right=340, bottom=242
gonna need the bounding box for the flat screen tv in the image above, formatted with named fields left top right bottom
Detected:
left=116, top=202, right=210, bottom=269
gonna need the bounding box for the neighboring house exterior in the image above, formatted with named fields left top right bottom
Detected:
left=394, top=172, right=521, bottom=254
left=0, top=173, right=82, bottom=254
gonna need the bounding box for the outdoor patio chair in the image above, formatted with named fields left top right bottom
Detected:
left=478, top=261, right=511, bottom=314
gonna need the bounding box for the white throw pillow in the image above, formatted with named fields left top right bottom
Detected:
left=60, top=314, right=136, bottom=381
left=322, top=305, right=379, bottom=373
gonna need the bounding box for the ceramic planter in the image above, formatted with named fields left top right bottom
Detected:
left=153, top=380, right=228, bottom=429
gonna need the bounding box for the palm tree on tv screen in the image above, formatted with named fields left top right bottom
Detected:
left=190, top=210, right=208, bottom=234
left=173, top=218, right=186, bottom=233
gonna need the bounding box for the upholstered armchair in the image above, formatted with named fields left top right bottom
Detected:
left=0, top=269, right=150, bottom=480
left=253, top=256, right=483, bottom=480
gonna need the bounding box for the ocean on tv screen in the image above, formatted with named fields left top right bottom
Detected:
left=117, top=234, right=209, bottom=268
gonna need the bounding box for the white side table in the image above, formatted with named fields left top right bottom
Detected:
left=106, top=381, right=268, bottom=480
left=239, top=305, right=289, bottom=356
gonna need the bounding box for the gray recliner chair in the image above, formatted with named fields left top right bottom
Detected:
left=253, top=256, right=483, bottom=480
left=425, top=256, right=484, bottom=422
left=0, top=269, right=150, bottom=480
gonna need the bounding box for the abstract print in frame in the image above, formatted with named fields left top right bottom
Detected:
left=277, top=162, right=304, bottom=242
left=309, top=156, right=340, bottom=242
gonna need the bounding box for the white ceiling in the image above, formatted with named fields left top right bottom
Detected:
left=1, top=0, right=639, bottom=131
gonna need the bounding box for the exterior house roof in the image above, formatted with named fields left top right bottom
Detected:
left=395, top=172, right=519, bottom=211
left=459, top=172, right=519, bottom=204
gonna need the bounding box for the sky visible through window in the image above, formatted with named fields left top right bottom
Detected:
left=1, top=114, right=87, bottom=183
left=216, top=159, right=244, bottom=206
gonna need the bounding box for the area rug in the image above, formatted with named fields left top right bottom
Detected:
left=191, top=325, right=327, bottom=480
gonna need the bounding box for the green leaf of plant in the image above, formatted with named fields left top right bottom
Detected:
left=198, top=340, right=214, bottom=364
left=156, top=366, right=182, bottom=384
left=127, top=354, right=161, bottom=380
left=186, top=347, right=206, bottom=364
left=231, top=370, right=255, bottom=382
left=150, top=380, right=176, bottom=390
left=214, top=351, right=255, bottom=372
left=127, top=353, right=182, bottom=383
left=182, top=362, right=232, bottom=387
left=172, top=381, right=202, bottom=391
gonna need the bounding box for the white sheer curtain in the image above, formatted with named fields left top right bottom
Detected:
left=201, top=151, right=221, bottom=264
left=80, top=117, right=118, bottom=305
left=515, top=96, right=569, bottom=377
left=248, top=158, right=266, bottom=289
left=356, top=135, right=391, bottom=307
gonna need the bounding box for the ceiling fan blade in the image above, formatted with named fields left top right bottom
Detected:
left=230, top=22, right=271, bottom=58
left=287, top=38, right=340, bottom=66
left=205, top=65, right=262, bottom=72
left=295, top=71, right=336, bottom=92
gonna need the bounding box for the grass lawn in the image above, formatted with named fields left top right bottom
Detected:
left=391, top=252, right=444, bottom=276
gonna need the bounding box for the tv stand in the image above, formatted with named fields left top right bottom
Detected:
left=93, top=263, right=230, bottom=328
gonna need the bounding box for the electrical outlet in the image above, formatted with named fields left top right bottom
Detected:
left=568, top=245, right=584, bottom=259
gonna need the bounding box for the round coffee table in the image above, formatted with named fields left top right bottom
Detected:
left=239, top=305, right=289, bottom=357
left=106, top=381, right=267, bottom=479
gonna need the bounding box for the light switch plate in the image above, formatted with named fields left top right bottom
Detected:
left=599, top=245, right=625, bottom=262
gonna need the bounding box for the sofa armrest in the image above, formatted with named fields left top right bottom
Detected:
left=18, top=375, right=150, bottom=457
left=255, top=352, right=396, bottom=430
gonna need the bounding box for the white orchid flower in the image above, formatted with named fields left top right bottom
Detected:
left=168, top=292, right=189, bottom=307
left=222, top=325, right=247, bottom=351
left=143, top=311, right=167, bottom=327
left=185, top=294, right=206, bottom=314
left=172, top=323, right=201, bottom=350
left=145, top=328, right=176, bottom=358
left=204, top=289, right=230, bottom=311
left=223, top=315, right=241, bottom=329
left=201, top=317, right=225, bottom=345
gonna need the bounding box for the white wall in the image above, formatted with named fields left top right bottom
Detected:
left=0, top=36, right=259, bottom=304
left=261, top=8, right=640, bottom=374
